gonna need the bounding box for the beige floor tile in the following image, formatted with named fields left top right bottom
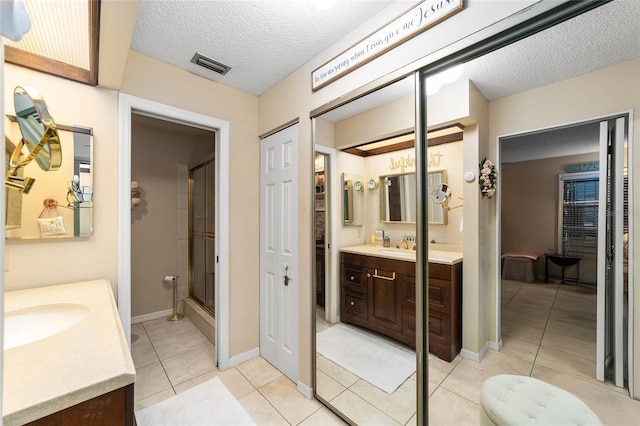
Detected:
left=259, top=376, right=323, bottom=425
left=501, top=308, right=549, bottom=329
left=131, top=323, right=150, bottom=347
left=545, top=317, right=596, bottom=342
left=134, top=361, right=172, bottom=401
left=541, top=330, right=596, bottom=361
left=535, top=345, right=595, bottom=380
left=172, top=367, right=255, bottom=399
left=161, top=342, right=217, bottom=386
left=330, top=390, right=401, bottom=425
left=238, top=390, right=289, bottom=426
left=151, top=327, right=211, bottom=360
left=461, top=348, right=533, bottom=377
left=237, top=356, right=283, bottom=388
left=531, top=364, right=640, bottom=426
left=315, top=369, right=346, bottom=402
left=549, top=309, right=597, bottom=328
left=428, top=354, right=459, bottom=385
left=428, top=381, right=439, bottom=396
left=349, top=377, right=416, bottom=425
left=298, top=406, right=349, bottom=426
left=133, top=387, right=175, bottom=412
left=501, top=319, right=545, bottom=344
left=131, top=341, right=159, bottom=368
left=316, top=354, right=359, bottom=388
left=428, top=387, right=480, bottom=426
left=441, top=362, right=493, bottom=404
left=143, top=316, right=199, bottom=341
left=499, top=334, right=540, bottom=363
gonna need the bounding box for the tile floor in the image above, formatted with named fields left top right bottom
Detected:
left=131, top=317, right=347, bottom=425
left=132, top=281, right=640, bottom=425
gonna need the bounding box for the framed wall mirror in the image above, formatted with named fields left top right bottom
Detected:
left=342, top=172, right=363, bottom=226
left=5, top=114, right=93, bottom=239
left=379, top=172, right=417, bottom=223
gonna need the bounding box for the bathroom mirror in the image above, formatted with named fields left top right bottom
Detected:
left=427, top=171, right=448, bottom=224
left=379, top=172, right=417, bottom=223
left=5, top=113, right=93, bottom=239
left=342, top=173, right=363, bottom=226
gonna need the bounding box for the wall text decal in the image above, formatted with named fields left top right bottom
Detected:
left=312, top=0, right=464, bottom=91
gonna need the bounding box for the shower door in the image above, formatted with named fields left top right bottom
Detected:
left=189, top=154, right=216, bottom=315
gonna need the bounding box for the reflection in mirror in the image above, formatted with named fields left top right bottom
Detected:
left=314, top=75, right=417, bottom=424
left=342, top=173, right=363, bottom=226
left=427, top=170, right=447, bottom=224
left=6, top=86, right=62, bottom=193
left=379, top=173, right=416, bottom=223
left=5, top=114, right=93, bottom=239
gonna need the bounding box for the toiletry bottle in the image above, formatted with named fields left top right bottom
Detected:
left=383, top=232, right=391, bottom=248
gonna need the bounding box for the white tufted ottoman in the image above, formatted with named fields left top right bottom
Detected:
left=480, top=374, right=602, bottom=425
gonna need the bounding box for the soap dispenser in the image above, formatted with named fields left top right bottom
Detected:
left=383, top=232, right=391, bottom=248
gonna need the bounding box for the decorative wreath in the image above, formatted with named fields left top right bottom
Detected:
left=479, top=157, right=497, bottom=198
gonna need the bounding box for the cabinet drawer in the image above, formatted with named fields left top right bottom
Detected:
left=342, top=265, right=366, bottom=292
left=342, top=291, right=367, bottom=320
left=428, top=278, right=451, bottom=314
left=429, top=262, right=452, bottom=280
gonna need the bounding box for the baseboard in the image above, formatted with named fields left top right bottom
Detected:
left=488, top=339, right=503, bottom=351
left=460, top=341, right=491, bottom=363
left=225, top=347, right=260, bottom=369
left=132, top=309, right=173, bottom=324
left=297, top=381, right=314, bottom=399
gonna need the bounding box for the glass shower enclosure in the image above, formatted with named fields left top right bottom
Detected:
left=189, top=154, right=216, bottom=315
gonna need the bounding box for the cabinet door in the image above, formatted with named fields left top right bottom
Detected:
left=401, top=273, right=416, bottom=341
left=428, top=278, right=451, bottom=314
left=367, top=268, right=402, bottom=332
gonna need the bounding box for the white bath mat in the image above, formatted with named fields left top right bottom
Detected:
left=316, top=324, right=415, bottom=394
left=135, top=376, right=255, bottom=426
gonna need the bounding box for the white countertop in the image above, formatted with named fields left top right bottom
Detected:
left=3, top=280, right=136, bottom=425
left=341, top=244, right=463, bottom=265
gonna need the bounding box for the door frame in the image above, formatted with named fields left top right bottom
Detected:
left=314, top=145, right=339, bottom=323
left=118, top=94, right=231, bottom=368
left=495, top=110, right=634, bottom=393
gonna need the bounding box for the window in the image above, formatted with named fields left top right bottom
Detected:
left=559, top=173, right=599, bottom=257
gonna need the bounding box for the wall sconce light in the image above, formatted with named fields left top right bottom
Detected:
left=131, top=181, right=141, bottom=208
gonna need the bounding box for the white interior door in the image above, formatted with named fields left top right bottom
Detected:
left=260, top=124, right=299, bottom=382
left=596, top=116, right=627, bottom=387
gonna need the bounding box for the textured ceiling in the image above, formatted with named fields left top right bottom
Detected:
left=130, top=0, right=396, bottom=96
left=320, top=0, right=640, bottom=123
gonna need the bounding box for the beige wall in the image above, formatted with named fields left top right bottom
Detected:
left=120, top=51, right=260, bottom=357
left=4, top=64, right=120, bottom=293
left=501, top=153, right=599, bottom=282
left=130, top=120, right=213, bottom=317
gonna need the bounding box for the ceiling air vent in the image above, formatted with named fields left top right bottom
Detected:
left=190, top=52, right=231, bottom=75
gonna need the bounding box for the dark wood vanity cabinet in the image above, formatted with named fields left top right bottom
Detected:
left=340, top=251, right=462, bottom=362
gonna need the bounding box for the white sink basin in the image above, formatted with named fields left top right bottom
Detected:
left=4, top=304, right=88, bottom=350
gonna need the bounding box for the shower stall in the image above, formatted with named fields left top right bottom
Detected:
left=189, top=153, right=216, bottom=315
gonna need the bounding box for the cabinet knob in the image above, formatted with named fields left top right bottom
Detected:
left=367, top=273, right=371, bottom=278
left=350, top=301, right=355, bottom=306
left=350, top=276, right=354, bottom=281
